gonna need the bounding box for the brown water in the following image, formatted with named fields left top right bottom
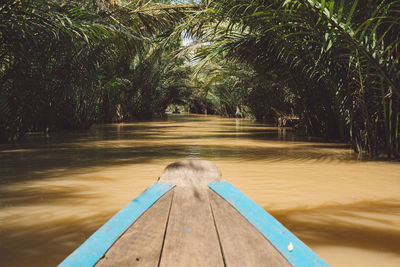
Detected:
left=0, top=114, right=399, bottom=266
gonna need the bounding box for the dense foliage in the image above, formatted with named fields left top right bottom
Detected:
left=183, top=0, right=400, bottom=158
left=0, top=0, right=192, bottom=141
left=1, top=0, right=399, bottom=159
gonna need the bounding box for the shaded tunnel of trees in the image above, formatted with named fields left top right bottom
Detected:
left=1, top=0, right=399, bottom=159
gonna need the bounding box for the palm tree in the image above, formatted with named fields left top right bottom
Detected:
left=180, top=0, right=400, bottom=158
left=0, top=0, right=195, bottom=141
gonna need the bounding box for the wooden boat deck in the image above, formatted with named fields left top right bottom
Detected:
left=60, top=160, right=329, bottom=267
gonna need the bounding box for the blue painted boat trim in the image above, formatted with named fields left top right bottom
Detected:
left=209, top=181, right=329, bottom=267
left=59, top=182, right=174, bottom=267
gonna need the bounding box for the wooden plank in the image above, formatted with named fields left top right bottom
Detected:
left=159, top=186, right=224, bottom=267
left=59, top=182, right=174, bottom=267
left=209, top=181, right=330, bottom=267
left=209, top=189, right=291, bottom=267
left=96, top=190, right=174, bottom=267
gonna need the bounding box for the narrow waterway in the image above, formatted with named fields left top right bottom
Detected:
left=0, top=114, right=399, bottom=266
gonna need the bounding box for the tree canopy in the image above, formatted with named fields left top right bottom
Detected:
left=1, top=0, right=399, bottom=159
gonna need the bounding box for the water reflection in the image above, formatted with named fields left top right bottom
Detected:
left=0, top=114, right=399, bottom=266
left=0, top=116, right=354, bottom=185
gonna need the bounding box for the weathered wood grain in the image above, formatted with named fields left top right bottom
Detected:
left=159, top=186, right=224, bottom=267
left=60, top=160, right=329, bottom=267
left=95, top=190, right=174, bottom=267
left=209, top=189, right=292, bottom=267
left=59, top=182, right=173, bottom=267
left=209, top=181, right=330, bottom=267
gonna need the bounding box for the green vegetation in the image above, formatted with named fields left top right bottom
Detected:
left=0, top=0, right=192, bottom=141
left=1, top=0, right=399, bottom=159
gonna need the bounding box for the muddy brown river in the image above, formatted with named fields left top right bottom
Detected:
left=0, top=114, right=399, bottom=266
